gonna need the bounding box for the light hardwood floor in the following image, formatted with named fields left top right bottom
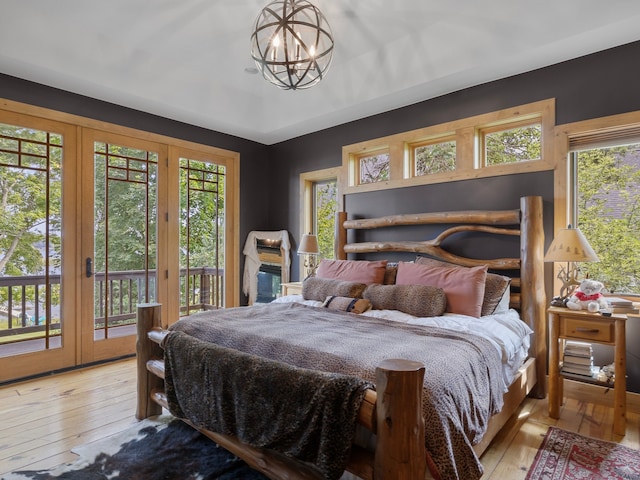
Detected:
left=1, top=357, right=639, bottom=478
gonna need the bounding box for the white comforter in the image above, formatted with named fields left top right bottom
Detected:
left=273, top=294, right=533, bottom=391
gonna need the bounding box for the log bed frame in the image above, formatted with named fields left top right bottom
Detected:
left=136, top=195, right=547, bottom=480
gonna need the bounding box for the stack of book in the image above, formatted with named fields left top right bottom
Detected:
left=561, top=341, right=594, bottom=377
left=606, top=297, right=639, bottom=314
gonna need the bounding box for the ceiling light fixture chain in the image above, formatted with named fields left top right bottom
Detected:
left=250, top=0, right=334, bottom=90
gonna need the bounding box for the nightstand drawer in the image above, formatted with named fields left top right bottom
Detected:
left=561, top=317, right=613, bottom=342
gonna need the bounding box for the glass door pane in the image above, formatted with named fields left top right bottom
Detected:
left=81, top=131, right=162, bottom=363
left=0, top=118, right=77, bottom=381
left=179, top=158, right=225, bottom=315
left=93, top=141, right=158, bottom=339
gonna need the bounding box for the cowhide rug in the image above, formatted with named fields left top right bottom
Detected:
left=2, top=415, right=268, bottom=480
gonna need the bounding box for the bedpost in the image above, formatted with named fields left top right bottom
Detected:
left=336, top=211, right=347, bottom=260
left=374, top=359, right=426, bottom=480
left=519, top=196, right=547, bottom=399
left=136, top=303, right=164, bottom=420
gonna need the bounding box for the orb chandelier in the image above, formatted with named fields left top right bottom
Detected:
left=250, top=0, right=334, bottom=90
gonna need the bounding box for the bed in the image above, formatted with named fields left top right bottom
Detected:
left=136, top=195, right=547, bottom=480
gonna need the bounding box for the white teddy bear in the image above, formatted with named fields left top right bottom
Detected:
left=566, top=279, right=609, bottom=312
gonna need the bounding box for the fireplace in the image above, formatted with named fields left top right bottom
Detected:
left=242, top=231, right=290, bottom=305
left=255, top=239, right=283, bottom=303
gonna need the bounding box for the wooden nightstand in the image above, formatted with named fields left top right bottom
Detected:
left=548, top=306, right=627, bottom=435
left=281, top=282, right=303, bottom=296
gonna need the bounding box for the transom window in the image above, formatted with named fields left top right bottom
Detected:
left=342, top=99, right=554, bottom=193
left=411, top=138, right=456, bottom=176
left=358, top=151, right=390, bottom=185
left=481, top=121, right=542, bottom=166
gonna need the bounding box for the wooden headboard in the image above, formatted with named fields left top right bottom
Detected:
left=335, top=195, right=547, bottom=398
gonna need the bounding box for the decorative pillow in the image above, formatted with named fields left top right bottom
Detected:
left=363, top=284, right=446, bottom=318
left=322, top=296, right=372, bottom=314
left=415, top=256, right=511, bottom=316
left=395, top=261, right=487, bottom=318
left=302, top=277, right=367, bottom=302
left=316, top=259, right=388, bottom=284
left=493, top=285, right=512, bottom=314
left=483, top=273, right=512, bottom=314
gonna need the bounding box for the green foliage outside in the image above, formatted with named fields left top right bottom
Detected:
left=576, top=145, right=640, bottom=294
left=94, top=143, right=158, bottom=273
left=0, top=124, right=62, bottom=314
left=314, top=180, right=337, bottom=259
left=179, top=160, right=225, bottom=269
left=415, top=141, right=456, bottom=175
left=179, top=159, right=226, bottom=311
left=486, top=124, right=541, bottom=165
left=1, top=131, right=227, bottom=336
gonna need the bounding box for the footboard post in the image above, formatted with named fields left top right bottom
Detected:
left=136, top=303, right=163, bottom=420
left=374, top=359, right=426, bottom=480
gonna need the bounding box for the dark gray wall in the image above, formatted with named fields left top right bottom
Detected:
left=269, top=40, right=640, bottom=277
left=269, top=40, right=640, bottom=393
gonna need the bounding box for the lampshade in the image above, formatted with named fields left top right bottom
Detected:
left=250, top=0, right=334, bottom=90
left=544, top=226, right=599, bottom=263
left=298, top=233, right=319, bottom=254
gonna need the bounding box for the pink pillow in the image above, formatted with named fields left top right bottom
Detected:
left=316, top=259, right=388, bottom=284
left=395, top=262, right=488, bottom=317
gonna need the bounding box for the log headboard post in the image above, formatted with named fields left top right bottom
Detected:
left=519, top=196, right=547, bottom=398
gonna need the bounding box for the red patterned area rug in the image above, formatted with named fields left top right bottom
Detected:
left=526, top=426, right=640, bottom=480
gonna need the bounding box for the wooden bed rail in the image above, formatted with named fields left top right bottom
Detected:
left=135, top=303, right=428, bottom=480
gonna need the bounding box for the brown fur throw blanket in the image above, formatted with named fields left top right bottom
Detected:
left=167, top=302, right=505, bottom=480
left=163, top=330, right=373, bottom=480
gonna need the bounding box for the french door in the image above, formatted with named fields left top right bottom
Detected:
left=0, top=102, right=239, bottom=383
left=0, top=113, right=79, bottom=382
left=80, top=130, right=168, bottom=363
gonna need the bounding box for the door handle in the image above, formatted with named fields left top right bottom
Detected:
left=86, top=257, right=93, bottom=278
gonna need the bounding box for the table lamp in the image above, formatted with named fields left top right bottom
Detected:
left=298, top=233, right=320, bottom=278
left=544, top=225, right=599, bottom=306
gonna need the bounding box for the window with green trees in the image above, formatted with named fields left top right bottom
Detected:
left=313, top=179, right=337, bottom=260
left=413, top=139, right=456, bottom=176
left=0, top=123, right=62, bottom=340
left=484, top=123, right=541, bottom=166
left=572, top=143, right=640, bottom=294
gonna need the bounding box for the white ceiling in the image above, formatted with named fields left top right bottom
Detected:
left=3, top=1, right=640, bottom=145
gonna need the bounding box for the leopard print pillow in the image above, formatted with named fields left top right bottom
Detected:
left=363, top=284, right=446, bottom=317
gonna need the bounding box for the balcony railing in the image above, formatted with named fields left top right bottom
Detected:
left=0, top=267, right=224, bottom=343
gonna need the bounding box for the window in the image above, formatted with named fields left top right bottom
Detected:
left=570, top=142, right=640, bottom=294
left=313, top=179, right=338, bottom=260
left=411, top=138, right=456, bottom=176
left=482, top=121, right=542, bottom=166
left=300, top=167, right=341, bottom=279
left=358, top=151, right=390, bottom=185
left=342, top=99, right=554, bottom=193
